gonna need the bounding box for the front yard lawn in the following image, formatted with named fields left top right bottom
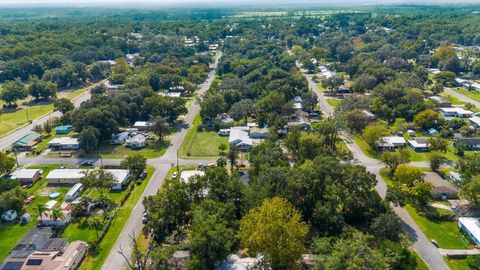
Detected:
left=405, top=204, right=471, bottom=249
left=79, top=166, right=155, bottom=270
left=444, top=257, right=473, bottom=270
left=180, top=115, right=229, bottom=159
left=326, top=98, right=341, bottom=108
left=353, top=135, right=379, bottom=159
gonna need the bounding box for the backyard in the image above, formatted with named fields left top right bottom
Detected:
left=180, top=115, right=229, bottom=159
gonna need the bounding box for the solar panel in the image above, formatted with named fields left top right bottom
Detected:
left=26, top=259, right=43, bottom=266
left=1, top=261, right=23, bottom=270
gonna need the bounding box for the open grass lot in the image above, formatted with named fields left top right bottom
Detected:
left=405, top=204, right=471, bottom=249
left=180, top=115, right=229, bottom=159
left=0, top=165, right=65, bottom=262
left=455, top=87, right=480, bottom=103
left=315, top=82, right=327, bottom=92
left=0, top=84, right=91, bottom=137
left=444, top=257, right=473, bottom=270
left=79, top=166, right=155, bottom=270
left=441, top=93, right=468, bottom=106
left=326, top=98, right=341, bottom=108
left=70, top=140, right=168, bottom=159
left=353, top=135, right=379, bottom=159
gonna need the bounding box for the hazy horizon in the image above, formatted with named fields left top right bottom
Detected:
left=2, top=0, right=480, bottom=8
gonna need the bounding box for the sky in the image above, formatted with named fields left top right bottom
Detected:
left=2, top=0, right=480, bottom=8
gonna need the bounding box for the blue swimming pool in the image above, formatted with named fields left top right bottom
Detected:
left=49, top=192, right=61, bottom=199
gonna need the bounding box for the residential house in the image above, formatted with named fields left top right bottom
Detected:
left=376, top=136, right=406, bottom=151
left=133, top=121, right=152, bottom=131
left=110, top=132, right=129, bottom=145
left=2, top=210, right=17, bottom=221
left=229, top=129, right=253, bottom=151
left=429, top=96, right=451, bottom=107
left=287, top=114, right=311, bottom=131
left=217, top=254, right=262, bottom=270
left=249, top=127, right=269, bottom=139
left=453, top=137, right=480, bottom=150
left=469, top=116, right=480, bottom=127
left=10, top=169, right=42, bottom=184
left=216, top=113, right=233, bottom=124
left=38, top=209, right=72, bottom=227
left=20, top=241, right=87, bottom=270
left=458, top=217, right=480, bottom=245
left=439, top=107, right=473, bottom=118
left=65, top=183, right=83, bottom=202
left=46, top=169, right=130, bottom=190
left=450, top=171, right=462, bottom=182
left=408, top=137, right=430, bottom=152
left=180, top=170, right=205, bottom=184
left=424, top=172, right=459, bottom=199
left=428, top=128, right=439, bottom=136
left=126, top=134, right=147, bottom=149
left=48, top=137, right=80, bottom=151
left=53, top=125, right=73, bottom=135
left=13, top=132, right=42, bottom=151
left=336, top=85, right=351, bottom=94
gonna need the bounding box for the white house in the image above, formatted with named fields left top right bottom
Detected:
left=458, top=217, right=480, bottom=245
left=110, top=132, right=129, bottom=145
left=127, top=134, right=146, bottom=149
left=133, top=121, right=152, bottom=131
left=2, top=210, right=17, bottom=221
left=408, top=137, right=430, bottom=152
left=470, top=116, right=480, bottom=127
left=229, top=129, right=253, bottom=151
left=218, top=129, right=230, bottom=136
left=48, top=137, right=80, bottom=151
left=377, top=136, right=406, bottom=151
left=180, top=170, right=205, bottom=184
left=10, top=169, right=42, bottom=184
left=65, top=183, right=83, bottom=202
left=439, top=107, right=473, bottom=118
left=38, top=209, right=72, bottom=227
left=46, top=169, right=130, bottom=190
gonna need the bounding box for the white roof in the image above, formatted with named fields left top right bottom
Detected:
left=378, top=136, right=406, bottom=146
left=66, top=183, right=83, bottom=197
left=218, top=254, right=262, bottom=270
left=133, top=121, right=151, bottom=127
left=10, top=169, right=42, bottom=179
left=440, top=107, right=473, bottom=115
left=229, top=129, right=252, bottom=146
left=459, top=217, right=480, bottom=242
left=470, top=116, right=480, bottom=126
left=46, top=169, right=130, bottom=184
left=48, top=137, right=79, bottom=145
left=45, top=200, right=57, bottom=209
left=408, top=139, right=429, bottom=148
left=180, top=170, right=205, bottom=183
left=247, top=122, right=258, bottom=128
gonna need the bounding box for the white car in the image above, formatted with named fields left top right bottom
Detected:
left=172, top=172, right=178, bottom=179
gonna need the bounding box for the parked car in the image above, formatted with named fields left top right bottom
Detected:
left=431, top=239, right=439, bottom=248
left=24, top=195, right=35, bottom=205
left=137, top=170, right=147, bottom=180
left=21, top=184, right=32, bottom=189
left=172, top=172, right=178, bottom=179
left=142, top=212, right=148, bottom=224
left=60, top=165, right=66, bottom=169
left=80, top=161, right=94, bottom=166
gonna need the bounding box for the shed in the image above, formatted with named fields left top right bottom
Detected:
left=428, top=128, right=439, bottom=136
left=1, top=210, right=17, bottom=221
left=20, top=213, right=31, bottom=224
left=54, top=125, right=73, bottom=135
left=110, top=132, right=130, bottom=145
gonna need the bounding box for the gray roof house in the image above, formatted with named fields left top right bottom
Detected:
left=229, top=129, right=252, bottom=151
left=453, top=137, right=480, bottom=150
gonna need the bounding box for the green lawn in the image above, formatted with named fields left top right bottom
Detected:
left=405, top=204, right=471, bottom=249
left=444, top=257, right=473, bottom=270
left=455, top=88, right=480, bottom=103
left=0, top=84, right=91, bottom=137
left=0, top=165, right=66, bottom=262
left=413, top=251, right=429, bottom=270
left=315, top=82, right=327, bottom=92
left=179, top=115, right=229, bottom=159
left=441, top=93, right=467, bottom=105
left=353, top=134, right=379, bottom=159
left=326, top=98, right=341, bottom=108
left=79, top=166, right=155, bottom=270
left=75, top=140, right=168, bottom=159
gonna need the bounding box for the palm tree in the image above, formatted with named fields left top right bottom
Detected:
left=51, top=208, right=65, bottom=221
left=87, top=215, right=103, bottom=239
left=36, top=203, right=47, bottom=222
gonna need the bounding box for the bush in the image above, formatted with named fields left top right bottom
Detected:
left=424, top=207, right=455, bottom=221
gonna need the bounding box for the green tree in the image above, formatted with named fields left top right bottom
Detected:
left=78, top=127, right=100, bottom=152
left=428, top=152, right=446, bottom=172
left=0, top=151, right=16, bottom=175
left=35, top=203, right=47, bottom=222
left=150, top=116, right=170, bottom=141
left=393, top=164, right=424, bottom=186
left=462, top=176, right=480, bottom=205
left=80, top=169, right=116, bottom=198
left=53, top=98, right=74, bottom=114
left=362, top=121, right=389, bottom=148
left=380, top=149, right=410, bottom=175
left=369, top=210, right=403, bottom=241
left=188, top=200, right=235, bottom=269
left=87, top=215, right=103, bottom=238
left=51, top=208, right=65, bottom=221
left=238, top=197, right=309, bottom=269
left=0, top=80, right=27, bottom=106
left=200, top=92, right=227, bottom=121
left=121, top=155, right=147, bottom=180
left=428, top=137, right=448, bottom=153
left=28, top=77, right=57, bottom=100
left=414, top=109, right=440, bottom=131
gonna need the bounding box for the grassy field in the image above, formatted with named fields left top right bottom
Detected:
left=444, top=257, right=472, bottom=270
left=179, top=115, right=229, bottom=159
left=405, top=204, right=471, bottom=249
left=74, top=140, right=168, bottom=159
left=455, top=88, right=480, bottom=103
left=326, top=98, right=341, bottom=108
left=353, top=134, right=379, bottom=159
left=0, top=165, right=65, bottom=262
left=0, top=84, right=91, bottom=137
left=79, top=166, right=155, bottom=270
left=441, top=93, right=467, bottom=105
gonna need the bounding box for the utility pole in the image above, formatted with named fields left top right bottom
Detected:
left=25, top=108, right=30, bottom=123
left=13, top=149, right=19, bottom=167
left=176, top=149, right=179, bottom=172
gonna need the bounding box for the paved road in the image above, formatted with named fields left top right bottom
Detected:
left=0, top=81, right=104, bottom=151
left=100, top=52, right=222, bottom=270
left=301, top=66, right=449, bottom=270
left=444, top=87, right=480, bottom=108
